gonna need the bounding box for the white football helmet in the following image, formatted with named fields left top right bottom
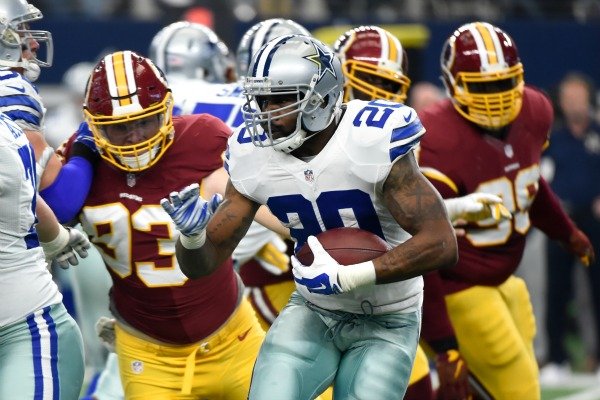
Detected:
left=149, top=21, right=231, bottom=83
left=0, top=17, right=21, bottom=66
left=0, top=0, right=53, bottom=81
left=242, top=35, right=343, bottom=153
left=235, top=18, right=310, bottom=78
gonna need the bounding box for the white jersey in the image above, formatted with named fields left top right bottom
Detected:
left=226, top=99, right=425, bottom=314
left=0, top=70, right=45, bottom=131
left=0, top=112, right=61, bottom=327
left=0, top=70, right=51, bottom=187
left=169, top=76, right=280, bottom=264
left=170, top=77, right=245, bottom=129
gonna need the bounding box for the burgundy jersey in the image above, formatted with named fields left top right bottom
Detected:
left=417, top=86, right=553, bottom=293
left=77, top=114, right=237, bottom=344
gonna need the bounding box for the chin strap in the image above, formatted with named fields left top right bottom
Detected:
left=23, top=62, right=41, bottom=82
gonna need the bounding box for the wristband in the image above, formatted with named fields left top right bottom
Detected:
left=338, top=261, right=376, bottom=291
left=40, top=225, right=70, bottom=258
left=70, top=141, right=100, bottom=165
left=179, top=230, right=206, bottom=249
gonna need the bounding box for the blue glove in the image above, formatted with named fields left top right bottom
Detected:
left=69, top=122, right=100, bottom=163
left=292, top=235, right=343, bottom=295
left=160, top=183, right=222, bottom=238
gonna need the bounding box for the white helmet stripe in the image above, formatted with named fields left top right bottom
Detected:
left=374, top=26, right=390, bottom=62
left=104, top=51, right=141, bottom=113
left=251, top=20, right=277, bottom=57
left=468, top=22, right=506, bottom=71
left=253, top=35, right=290, bottom=78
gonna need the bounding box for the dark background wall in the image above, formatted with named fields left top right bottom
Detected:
left=36, top=18, right=600, bottom=93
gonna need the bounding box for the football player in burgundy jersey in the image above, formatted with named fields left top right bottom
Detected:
left=333, top=25, right=519, bottom=400
left=59, top=51, right=265, bottom=399
left=417, top=22, right=595, bottom=399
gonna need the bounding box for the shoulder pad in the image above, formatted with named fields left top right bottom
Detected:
left=340, top=100, right=424, bottom=165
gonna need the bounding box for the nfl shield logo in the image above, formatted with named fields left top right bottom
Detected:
left=304, top=169, right=314, bottom=182
left=131, top=360, right=144, bottom=374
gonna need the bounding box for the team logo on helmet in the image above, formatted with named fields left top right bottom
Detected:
left=304, top=42, right=338, bottom=82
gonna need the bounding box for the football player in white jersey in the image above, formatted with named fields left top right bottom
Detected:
left=0, top=0, right=58, bottom=190
left=0, top=23, right=91, bottom=398
left=161, top=35, right=458, bottom=400
left=0, top=109, right=86, bottom=399
left=0, top=2, right=108, bottom=395
left=0, top=0, right=97, bottom=222
left=150, top=18, right=311, bottom=330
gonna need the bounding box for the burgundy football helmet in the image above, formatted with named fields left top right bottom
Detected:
left=441, top=22, right=524, bottom=130
left=83, top=50, right=174, bottom=172
left=333, top=25, right=410, bottom=103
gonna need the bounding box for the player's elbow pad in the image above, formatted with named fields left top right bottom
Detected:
left=39, top=156, right=94, bottom=224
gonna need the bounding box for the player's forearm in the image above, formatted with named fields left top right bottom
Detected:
left=530, top=176, right=575, bottom=242
left=176, top=240, right=223, bottom=278
left=35, top=195, right=61, bottom=242
left=374, top=220, right=457, bottom=284
left=255, top=205, right=290, bottom=238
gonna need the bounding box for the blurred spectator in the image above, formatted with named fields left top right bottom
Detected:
left=540, top=71, right=600, bottom=383
left=408, top=81, right=444, bottom=114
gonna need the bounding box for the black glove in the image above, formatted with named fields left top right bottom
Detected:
left=69, top=122, right=100, bottom=164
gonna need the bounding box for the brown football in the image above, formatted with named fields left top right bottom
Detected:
left=295, top=227, right=390, bottom=265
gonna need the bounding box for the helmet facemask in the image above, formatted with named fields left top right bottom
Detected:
left=243, top=74, right=325, bottom=153
left=16, top=23, right=53, bottom=68
left=84, top=92, right=174, bottom=173
left=83, top=51, right=176, bottom=173
left=333, top=26, right=410, bottom=104
left=445, top=62, right=524, bottom=130
left=342, top=59, right=410, bottom=103
left=441, top=22, right=525, bottom=131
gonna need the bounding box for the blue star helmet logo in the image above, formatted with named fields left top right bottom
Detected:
left=304, top=42, right=337, bottom=82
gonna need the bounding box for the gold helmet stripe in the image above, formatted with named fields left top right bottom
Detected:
left=111, top=52, right=132, bottom=106
left=379, top=31, right=398, bottom=62
left=470, top=22, right=507, bottom=72
left=384, top=30, right=399, bottom=64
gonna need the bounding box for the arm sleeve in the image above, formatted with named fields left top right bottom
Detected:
left=530, top=176, right=575, bottom=243
left=39, top=156, right=93, bottom=224
left=420, top=271, right=459, bottom=352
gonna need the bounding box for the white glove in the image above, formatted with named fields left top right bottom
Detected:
left=95, top=316, right=116, bottom=352
left=444, top=193, right=512, bottom=223
left=291, top=236, right=375, bottom=295
left=40, top=226, right=91, bottom=269
left=160, top=183, right=222, bottom=249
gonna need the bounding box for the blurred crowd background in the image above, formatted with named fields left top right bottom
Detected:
left=29, top=0, right=600, bottom=90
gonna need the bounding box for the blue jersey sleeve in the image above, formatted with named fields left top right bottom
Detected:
left=39, top=156, right=93, bottom=224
